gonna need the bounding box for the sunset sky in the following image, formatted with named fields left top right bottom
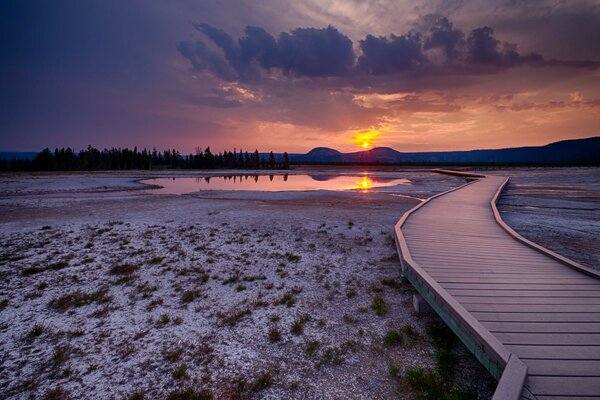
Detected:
left=1, top=0, right=599, bottom=153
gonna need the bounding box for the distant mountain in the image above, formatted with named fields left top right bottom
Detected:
left=289, top=137, right=600, bottom=165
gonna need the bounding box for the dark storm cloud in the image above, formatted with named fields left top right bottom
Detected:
left=180, top=17, right=599, bottom=82
left=179, top=24, right=355, bottom=80
left=277, top=26, right=355, bottom=77
left=466, top=26, right=542, bottom=67
left=423, top=17, right=464, bottom=61
left=358, top=33, right=426, bottom=74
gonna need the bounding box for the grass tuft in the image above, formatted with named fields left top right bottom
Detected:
left=49, top=288, right=112, bottom=312
left=371, top=295, right=387, bottom=316
left=166, top=388, right=212, bottom=400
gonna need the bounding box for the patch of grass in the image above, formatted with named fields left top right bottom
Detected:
left=253, top=299, right=269, bottom=308
left=285, top=252, right=301, bottom=263
left=127, top=392, right=146, bottom=400
left=163, top=347, right=183, bottom=363
left=166, top=388, right=213, bottom=400
left=371, top=295, right=387, bottom=316
left=28, top=324, right=46, bottom=339
left=383, top=330, right=403, bottom=346
left=342, top=314, right=357, bottom=324
left=109, top=263, right=139, bottom=275
left=49, top=288, right=112, bottom=312
left=305, top=340, right=320, bottom=356
left=381, top=278, right=402, bottom=289
left=268, top=327, right=282, bottom=342
left=404, top=368, right=477, bottom=400
left=22, top=266, right=45, bottom=275
left=220, top=308, right=251, bottom=327
left=269, top=314, right=280, bottom=322
left=148, top=256, right=164, bottom=265
left=274, top=292, right=295, bottom=307
left=51, top=345, right=71, bottom=367
left=181, top=289, right=200, bottom=303
left=380, top=254, right=399, bottom=262
left=235, top=284, right=246, bottom=292
left=222, top=276, right=239, bottom=285
left=290, top=320, right=304, bottom=335
left=384, top=325, right=420, bottom=347
left=157, top=314, right=170, bottom=326
left=42, top=387, right=70, bottom=400
left=290, top=314, right=310, bottom=335
left=316, top=347, right=344, bottom=368
left=48, top=261, right=69, bottom=271
left=427, top=323, right=458, bottom=381
left=346, top=288, right=357, bottom=298
left=172, top=364, right=189, bottom=380
left=251, top=372, right=273, bottom=391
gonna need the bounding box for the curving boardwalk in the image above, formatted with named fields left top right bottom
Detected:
left=395, top=171, right=600, bottom=400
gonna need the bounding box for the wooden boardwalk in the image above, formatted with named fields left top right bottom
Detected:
left=394, top=171, right=600, bottom=400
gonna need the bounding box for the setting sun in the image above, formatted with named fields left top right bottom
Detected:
left=353, top=129, right=380, bottom=150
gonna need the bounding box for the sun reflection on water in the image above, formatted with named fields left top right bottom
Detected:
left=354, top=175, right=373, bottom=191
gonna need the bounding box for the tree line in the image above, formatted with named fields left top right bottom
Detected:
left=0, top=146, right=290, bottom=171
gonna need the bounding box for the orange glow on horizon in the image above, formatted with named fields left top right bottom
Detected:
left=353, top=128, right=380, bottom=150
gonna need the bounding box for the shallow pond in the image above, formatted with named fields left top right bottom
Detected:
left=141, top=174, right=410, bottom=194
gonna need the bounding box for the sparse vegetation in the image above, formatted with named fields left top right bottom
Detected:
left=148, top=256, right=164, bottom=265
left=219, top=308, right=251, bottom=327
left=127, top=392, right=146, bottom=400
left=172, top=364, right=189, bottom=380
left=371, top=295, right=387, bottom=316
left=163, top=347, right=183, bottom=363
left=181, top=289, right=200, bottom=303
left=268, top=327, right=282, bottom=342
left=274, top=292, right=296, bottom=307
left=109, top=263, right=139, bottom=275
left=305, top=340, right=320, bottom=356
left=51, top=345, right=71, bottom=367
left=49, top=288, right=112, bottom=312
left=166, top=388, right=213, bottom=400
left=28, top=324, right=46, bottom=338
left=381, top=278, right=402, bottom=289
left=285, top=252, right=301, bottom=263
left=157, top=314, right=171, bottom=326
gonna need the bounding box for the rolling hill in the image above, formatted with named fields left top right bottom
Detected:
left=289, top=136, right=600, bottom=165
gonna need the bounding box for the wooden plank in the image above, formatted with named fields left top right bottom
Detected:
left=438, top=278, right=594, bottom=285
left=483, top=321, right=600, bottom=334
left=507, top=345, right=600, bottom=360
left=466, top=304, right=600, bottom=313
left=455, top=296, right=600, bottom=305
left=524, top=359, right=600, bottom=376
left=495, top=332, right=600, bottom=346
left=448, top=289, right=600, bottom=297
left=527, top=376, right=600, bottom=396
left=473, top=312, right=600, bottom=322
left=444, top=284, right=600, bottom=291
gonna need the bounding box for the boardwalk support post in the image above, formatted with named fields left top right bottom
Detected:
left=412, top=294, right=431, bottom=314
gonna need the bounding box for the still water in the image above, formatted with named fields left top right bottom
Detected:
left=141, top=174, right=410, bottom=194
